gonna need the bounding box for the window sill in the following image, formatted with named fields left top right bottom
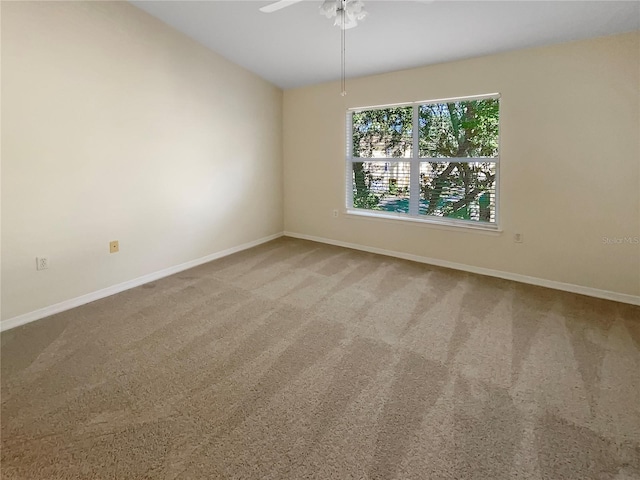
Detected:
left=344, top=209, right=503, bottom=235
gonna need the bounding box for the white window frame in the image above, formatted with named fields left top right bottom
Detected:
left=345, top=93, right=501, bottom=231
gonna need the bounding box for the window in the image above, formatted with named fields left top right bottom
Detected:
left=346, top=94, right=500, bottom=229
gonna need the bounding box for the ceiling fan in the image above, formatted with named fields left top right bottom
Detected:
left=259, top=0, right=432, bottom=94
left=260, top=0, right=368, bottom=30
left=260, top=0, right=433, bottom=30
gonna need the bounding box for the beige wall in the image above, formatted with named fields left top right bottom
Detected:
left=1, top=2, right=283, bottom=321
left=284, top=32, right=640, bottom=298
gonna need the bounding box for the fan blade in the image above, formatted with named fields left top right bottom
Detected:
left=259, top=0, right=305, bottom=13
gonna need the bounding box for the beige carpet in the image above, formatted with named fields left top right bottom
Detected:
left=2, top=237, right=639, bottom=479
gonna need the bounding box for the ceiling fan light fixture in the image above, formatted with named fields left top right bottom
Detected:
left=320, top=0, right=338, bottom=19
left=259, top=0, right=370, bottom=95
left=318, top=0, right=369, bottom=96
left=345, top=0, right=366, bottom=19
left=333, top=12, right=358, bottom=29
left=320, top=0, right=367, bottom=29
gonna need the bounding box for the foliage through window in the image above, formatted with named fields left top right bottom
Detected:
left=347, top=95, right=499, bottom=227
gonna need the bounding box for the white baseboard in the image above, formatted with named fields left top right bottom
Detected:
left=284, top=231, right=640, bottom=306
left=3, top=229, right=637, bottom=333
left=1, top=232, right=284, bottom=332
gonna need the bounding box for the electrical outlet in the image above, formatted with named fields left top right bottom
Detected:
left=332, top=209, right=339, bottom=218
left=514, top=233, right=524, bottom=243
left=110, top=240, right=119, bottom=253
left=36, top=257, right=49, bottom=271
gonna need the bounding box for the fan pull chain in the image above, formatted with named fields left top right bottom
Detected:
left=341, top=0, right=346, bottom=96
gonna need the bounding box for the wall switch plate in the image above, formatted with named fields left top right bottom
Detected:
left=332, top=209, right=339, bottom=218
left=110, top=240, right=119, bottom=253
left=36, top=257, right=49, bottom=270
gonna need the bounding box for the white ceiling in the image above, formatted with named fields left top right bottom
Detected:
left=131, top=0, right=640, bottom=89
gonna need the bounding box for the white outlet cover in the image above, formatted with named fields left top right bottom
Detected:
left=36, top=257, right=49, bottom=270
